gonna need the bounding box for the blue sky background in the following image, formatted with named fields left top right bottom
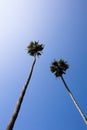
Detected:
left=0, top=0, right=87, bottom=129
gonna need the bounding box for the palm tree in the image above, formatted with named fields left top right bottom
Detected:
left=6, top=41, right=44, bottom=130
left=50, top=59, right=87, bottom=124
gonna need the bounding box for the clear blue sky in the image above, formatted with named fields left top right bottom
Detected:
left=0, top=0, right=87, bottom=130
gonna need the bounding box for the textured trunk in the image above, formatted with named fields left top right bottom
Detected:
left=61, top=75, right=87, bottom=124
left=6, top=56, right=36, bottom=130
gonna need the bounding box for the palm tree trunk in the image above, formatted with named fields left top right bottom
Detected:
left=61, top=75, right=87, bottom=124
left=6, top=56, right=36, bottom=130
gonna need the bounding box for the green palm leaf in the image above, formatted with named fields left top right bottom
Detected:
left=27, top=41, right=44, bottom=56
left=50, top=59, right=69, bottom=77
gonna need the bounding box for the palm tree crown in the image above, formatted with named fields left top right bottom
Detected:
left=50, top=59, right=69, bottom=77
left=27, top=41, right=44, bottom=57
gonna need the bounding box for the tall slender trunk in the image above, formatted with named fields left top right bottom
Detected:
left=61, top=75, right=87, bottom=124
left=6, top=56, right=36, bottom=130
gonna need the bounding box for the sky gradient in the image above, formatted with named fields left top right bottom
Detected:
left=0, top=0, right=87, bottom=130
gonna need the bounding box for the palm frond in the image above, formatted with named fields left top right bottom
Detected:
left=50, top=59, right=69, bottom=77
left=27, top=41, right=44, bottom=56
